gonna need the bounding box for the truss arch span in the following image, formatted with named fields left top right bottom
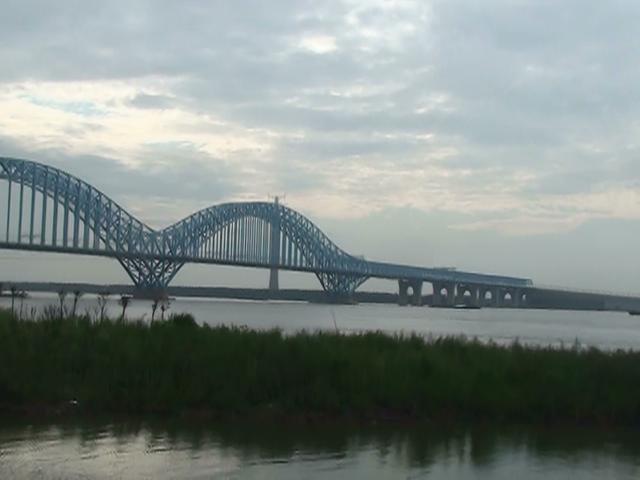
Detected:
left=0, top=157, right=369, bottom=295
left=0, top=156, right=533, bottom=298
left=162, top=201, right=370, bottom=295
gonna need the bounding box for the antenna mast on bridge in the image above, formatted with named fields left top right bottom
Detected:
left=267, top=193, right=285, bottom=294
left=268, top=193, right=286, bottom=205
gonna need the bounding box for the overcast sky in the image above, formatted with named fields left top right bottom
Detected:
left=0, top=0, right=639, bottom=293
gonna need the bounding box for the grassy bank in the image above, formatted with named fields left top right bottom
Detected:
left=1, top=309, right=640, bottom=425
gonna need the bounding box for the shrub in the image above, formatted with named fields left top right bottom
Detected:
left=1, top=307, right=640, bottom=425
left=168, top=313, right=197, bottom=328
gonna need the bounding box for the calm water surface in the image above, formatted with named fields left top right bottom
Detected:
left=2, top=294, right=640, bottom=478
left=3, top=293, right=640, bottom=350
left=0, top=419, right=639, bottom=479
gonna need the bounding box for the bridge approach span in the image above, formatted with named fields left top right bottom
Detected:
left=0, top=157, right=532, bottom=303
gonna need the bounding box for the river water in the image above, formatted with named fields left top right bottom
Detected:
left=2, top=294, right=640, bottom=478
left=3, top=293, right=640, bottom=350
left=0, top=419, right=639, bottom=479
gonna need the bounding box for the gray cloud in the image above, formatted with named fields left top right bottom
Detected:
left=1, top=0, right=637, bottom=204
left=127, top=93, right=176, bottom=110
left=0, top=135, right=240, bottom=227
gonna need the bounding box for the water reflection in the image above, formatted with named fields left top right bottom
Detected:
left=0, top=418, right=639, bottom=479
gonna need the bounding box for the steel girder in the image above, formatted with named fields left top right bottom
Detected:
left=117, top=257, right=184, bottom=291
left=316, top=272, right=369, bottom=300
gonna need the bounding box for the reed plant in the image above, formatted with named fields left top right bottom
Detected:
left=0, top=308, right=639, bottom=425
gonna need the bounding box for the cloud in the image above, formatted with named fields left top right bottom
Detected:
left=0, top=0, right=638, bottom=237
left=0, top=135, right=241, bottom=228
left=127, top=93, right=177, bottom=110
left=299, top=35, right=338, bottom=54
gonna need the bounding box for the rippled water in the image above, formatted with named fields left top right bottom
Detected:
left=0, top=419, right=639, bottom=479
left=3, top=293, right=640, bottom=350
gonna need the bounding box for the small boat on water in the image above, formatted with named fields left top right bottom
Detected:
left=430, top=304, right=481, bottom=309
left=453, top=304, right=481, bottom=310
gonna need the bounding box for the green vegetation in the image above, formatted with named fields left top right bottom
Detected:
left=1, top=308, right=640, bottom=425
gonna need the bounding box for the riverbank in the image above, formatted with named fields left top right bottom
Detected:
left=1, top=309, right=640, bottom=426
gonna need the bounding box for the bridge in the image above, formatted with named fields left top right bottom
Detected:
left=0, top=155, right=586, bottom=308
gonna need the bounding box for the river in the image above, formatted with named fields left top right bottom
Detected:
left=2, top=294, right=640, bottom=478
left=0, top=418, right=639, bottom=479
left=2, top=292, right=640, bottom=350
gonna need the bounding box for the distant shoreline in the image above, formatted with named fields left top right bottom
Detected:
left=2, top=281, right=640, bottom=312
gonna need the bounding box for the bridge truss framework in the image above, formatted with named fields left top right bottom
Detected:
left=0, top=157, right=533, bottom=303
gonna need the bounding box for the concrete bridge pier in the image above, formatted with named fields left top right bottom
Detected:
left=398, top=279, right=423, bottom=306
left=479, top=287, right=496, bottom=307
left=456, top=284, right=480, bottom=307
left=497, top=288, right=521, bottom=308
left=268, top=197, right=281, bottom=295
left=495, top=288, right=505, bottom=307
left=432, top=282, right=456, bottom=307
left=132, top=287, right=169, bottom=301
left=268, top=268, right=279, bottom=293
left=488, top=287, right=527, bottom=308
left=511, top=289, right=520, bottom=308
left=511, top=288, right=527, bottom=308
left=518, top=289, right=528, bottom=307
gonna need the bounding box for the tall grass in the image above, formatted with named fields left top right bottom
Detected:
left=1, top=308, right=640, bottom=424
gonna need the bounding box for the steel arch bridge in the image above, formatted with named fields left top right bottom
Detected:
left=0, top=157, right=532, bottom=300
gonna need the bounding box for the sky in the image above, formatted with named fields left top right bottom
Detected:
left=0, top=0, right=639, bottom=293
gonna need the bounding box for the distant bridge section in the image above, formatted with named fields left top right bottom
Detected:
left=0, top=156, right=535, bottom=304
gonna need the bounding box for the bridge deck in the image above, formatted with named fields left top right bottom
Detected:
left=0, top=156, right=537, bottom=294
left=0, top=241, right=531, bottom=288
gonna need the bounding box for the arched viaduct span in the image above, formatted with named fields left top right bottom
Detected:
left=0, top=157, right=532, bottom=305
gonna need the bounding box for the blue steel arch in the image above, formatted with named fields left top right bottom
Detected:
left=162, top=201, right=369, bottom=295
left=0, top=157, right=369, bottom=296
left=0, top=157, right=181, bottom=290
left=0, top=156, right=533, bottom=298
